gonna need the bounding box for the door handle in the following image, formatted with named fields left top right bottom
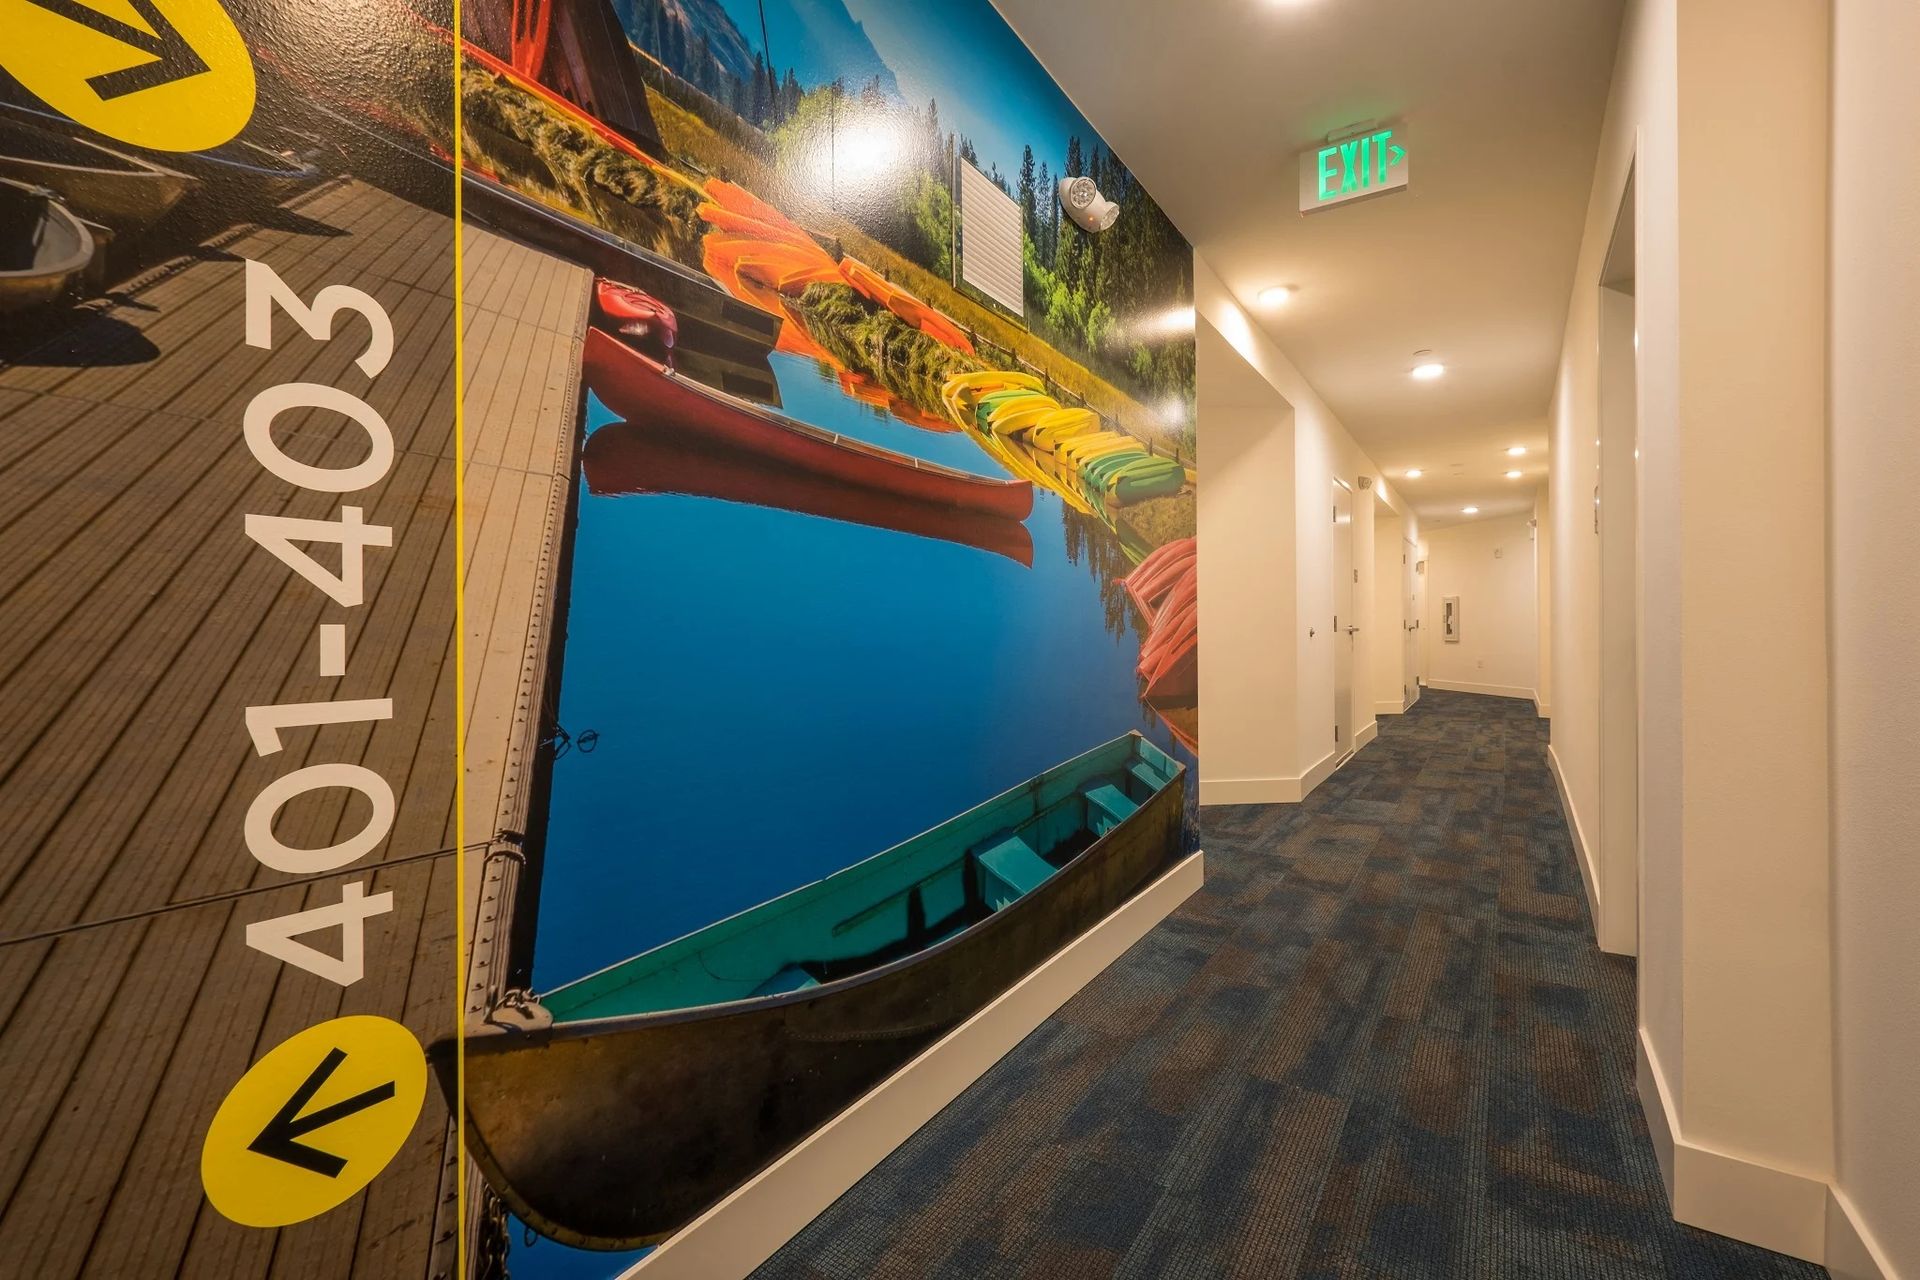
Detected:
left=1345, top=626, right=1360, bottom=635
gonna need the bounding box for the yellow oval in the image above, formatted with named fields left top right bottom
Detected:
left=0, top=0, right=255, bottom=152
left=201, top=1015, right=427, bottom=1229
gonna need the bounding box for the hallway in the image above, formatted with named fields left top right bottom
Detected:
left=751, top=692, right=1824, bottom=1280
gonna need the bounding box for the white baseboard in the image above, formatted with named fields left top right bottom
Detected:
left=1637, top=1028, right=1679, bottom=1200
left=1374, top=698, right=1407, bottom=716
left=1826, top=1185, right=1900, bottom=1280
left=1199, top=735, right=1372, bottom=809
left=623, top=852, right=1206, bottom=1280
left=1199, top=774, right=1301, bottom=805
left=1426, top=678, right=1536, bottom=700
left=1637, top=1030, right=1830, bottom=1265
left=1545, top=743, right=1607, bottom=953
left=1298, top=747, right=1340, bottom=799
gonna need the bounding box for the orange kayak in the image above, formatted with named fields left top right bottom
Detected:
left=839, top=257, right=975, bottom=353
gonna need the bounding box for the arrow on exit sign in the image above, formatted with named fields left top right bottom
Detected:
left=1299, top=124, right=1410, bottom=214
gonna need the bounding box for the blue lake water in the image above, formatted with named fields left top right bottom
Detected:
left=510, top=351, right=1193, bottom=1275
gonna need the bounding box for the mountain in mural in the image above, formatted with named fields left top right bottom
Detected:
left=743, top=0, right=901, bottom=100
left=617, top=0, right=760, bottom=93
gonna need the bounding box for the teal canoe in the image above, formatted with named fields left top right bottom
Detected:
left=439, top=731, right=1186, bottom=1249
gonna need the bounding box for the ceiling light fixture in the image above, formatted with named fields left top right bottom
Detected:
left=1409, top=349, right=1444, bottom=380
left=1506, top=446, right=1527, bottom=457
left=1258, top=286, right=1293, bottom=307
left=1505, top=470, right=1522, bottom=479
left=1462, top=506, right=1479, bottom=514
left=1404, top=468, right=1423, bottom=479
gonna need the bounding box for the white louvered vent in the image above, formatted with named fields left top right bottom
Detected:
left=958, top=160, right=1024, bottom=316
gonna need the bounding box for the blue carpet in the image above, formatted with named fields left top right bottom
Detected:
left=750, top=690, right=1828, bottom=1279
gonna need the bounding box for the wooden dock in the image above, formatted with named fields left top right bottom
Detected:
left=0, top=178, right=590, bottom=1278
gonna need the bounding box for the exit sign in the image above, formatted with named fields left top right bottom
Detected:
left=1299, top=125, right=1410, bottom=214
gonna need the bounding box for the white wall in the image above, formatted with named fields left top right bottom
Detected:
left=1422, top=514, right=1538, bottom=701
left=1371, top=507, right=1408, bottom=715
left=1549, top=0, right=1838, bottom=1262
left=1533, top=486, right=1552, bottom=714
left=1196, top=313, right=1297, bottom=805
left=1195, top=258, right=1413, bottom=803
left=1827, top=2, right=1920, bottom=1275
left=1548, top=0, right=1677, bottom=1065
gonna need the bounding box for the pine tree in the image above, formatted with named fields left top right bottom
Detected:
left=1037, top=160, right=1053, bottom=258
left=1018, top=144, right=1037, bottom=242
left=750, top=51, right=771, bottom=123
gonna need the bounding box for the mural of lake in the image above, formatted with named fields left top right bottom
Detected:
left=531, top=353, right=1191, bottom=994
left=450, top=0, right=1199, bottom=1260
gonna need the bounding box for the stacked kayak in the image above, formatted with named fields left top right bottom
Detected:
left=940, top=370, right=1188, bottom=507
left=1123, top=537, right=1198, bottom=700
left=695, top=182, right=974, bottom=357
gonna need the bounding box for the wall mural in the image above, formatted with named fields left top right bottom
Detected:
left=0, top=0, right=1197, bottom=1273
left=445, top=0, right=1201, bottom=1271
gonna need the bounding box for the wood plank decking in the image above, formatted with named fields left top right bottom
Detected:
left=0, top=179, right=590, bottom=1279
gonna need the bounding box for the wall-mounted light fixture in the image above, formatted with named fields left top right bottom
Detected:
left=1059, top=176, right=1118, bottom=233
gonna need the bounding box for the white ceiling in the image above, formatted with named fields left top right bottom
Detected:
left=992, top=0, right=1624, bottom=529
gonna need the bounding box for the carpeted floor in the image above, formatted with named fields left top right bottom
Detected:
left=751, top=690, right=1828, bottom=1280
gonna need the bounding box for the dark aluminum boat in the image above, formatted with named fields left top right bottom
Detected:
left=0, top=180, right=94, bottom=313
left=0, top=102, right=319, bottom=209
left=0, top=113, right=195, bottom=235
left=436, top=732, right=1185, bottom=1249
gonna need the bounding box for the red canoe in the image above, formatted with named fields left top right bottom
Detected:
left=582, top=327, right=1033, bottom=521
left=581, top=420, right=1033, bottom=567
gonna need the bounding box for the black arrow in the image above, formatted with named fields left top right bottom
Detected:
left=22, top=0, right=212, bottom=100
left=247, top=1047, right=396, bottom=1178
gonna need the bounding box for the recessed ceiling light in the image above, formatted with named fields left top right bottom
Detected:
left=1506, top=446, right=1527, bottom=457
left=1404, top=468, right=1423, bottom=479
left=1258, top=286, right=1293, bottom=307
left=1505, top=470, right=1522, bottom=479
left=1462, top=506, right=1479, bottom=514
left=1410, top=362, right=1445, bottom=381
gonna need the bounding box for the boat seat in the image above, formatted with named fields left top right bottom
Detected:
left=1127, top=761, right=1165, bottom=797
left=751, top=965, right=820, bottom=997
left=1084, top=783, right=1138, bottom=833
left=976, top=834, right=1056, bottom=907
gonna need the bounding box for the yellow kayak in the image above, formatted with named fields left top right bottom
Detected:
left=1028, top=408, right=1099, bottom=453
left=986, top=398, right=1063, bottom=437
left=1060, top=433, right=1143, bottom=465
left=976, top=431, right=1096, bottom=515
left=941, top=370, right=1044, bottom=424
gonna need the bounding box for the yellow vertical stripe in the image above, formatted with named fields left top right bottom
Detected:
left=451, top=2, right=467, bottom=1276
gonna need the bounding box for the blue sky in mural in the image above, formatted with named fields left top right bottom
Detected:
left=711, top=0, right=1097, bottom=184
